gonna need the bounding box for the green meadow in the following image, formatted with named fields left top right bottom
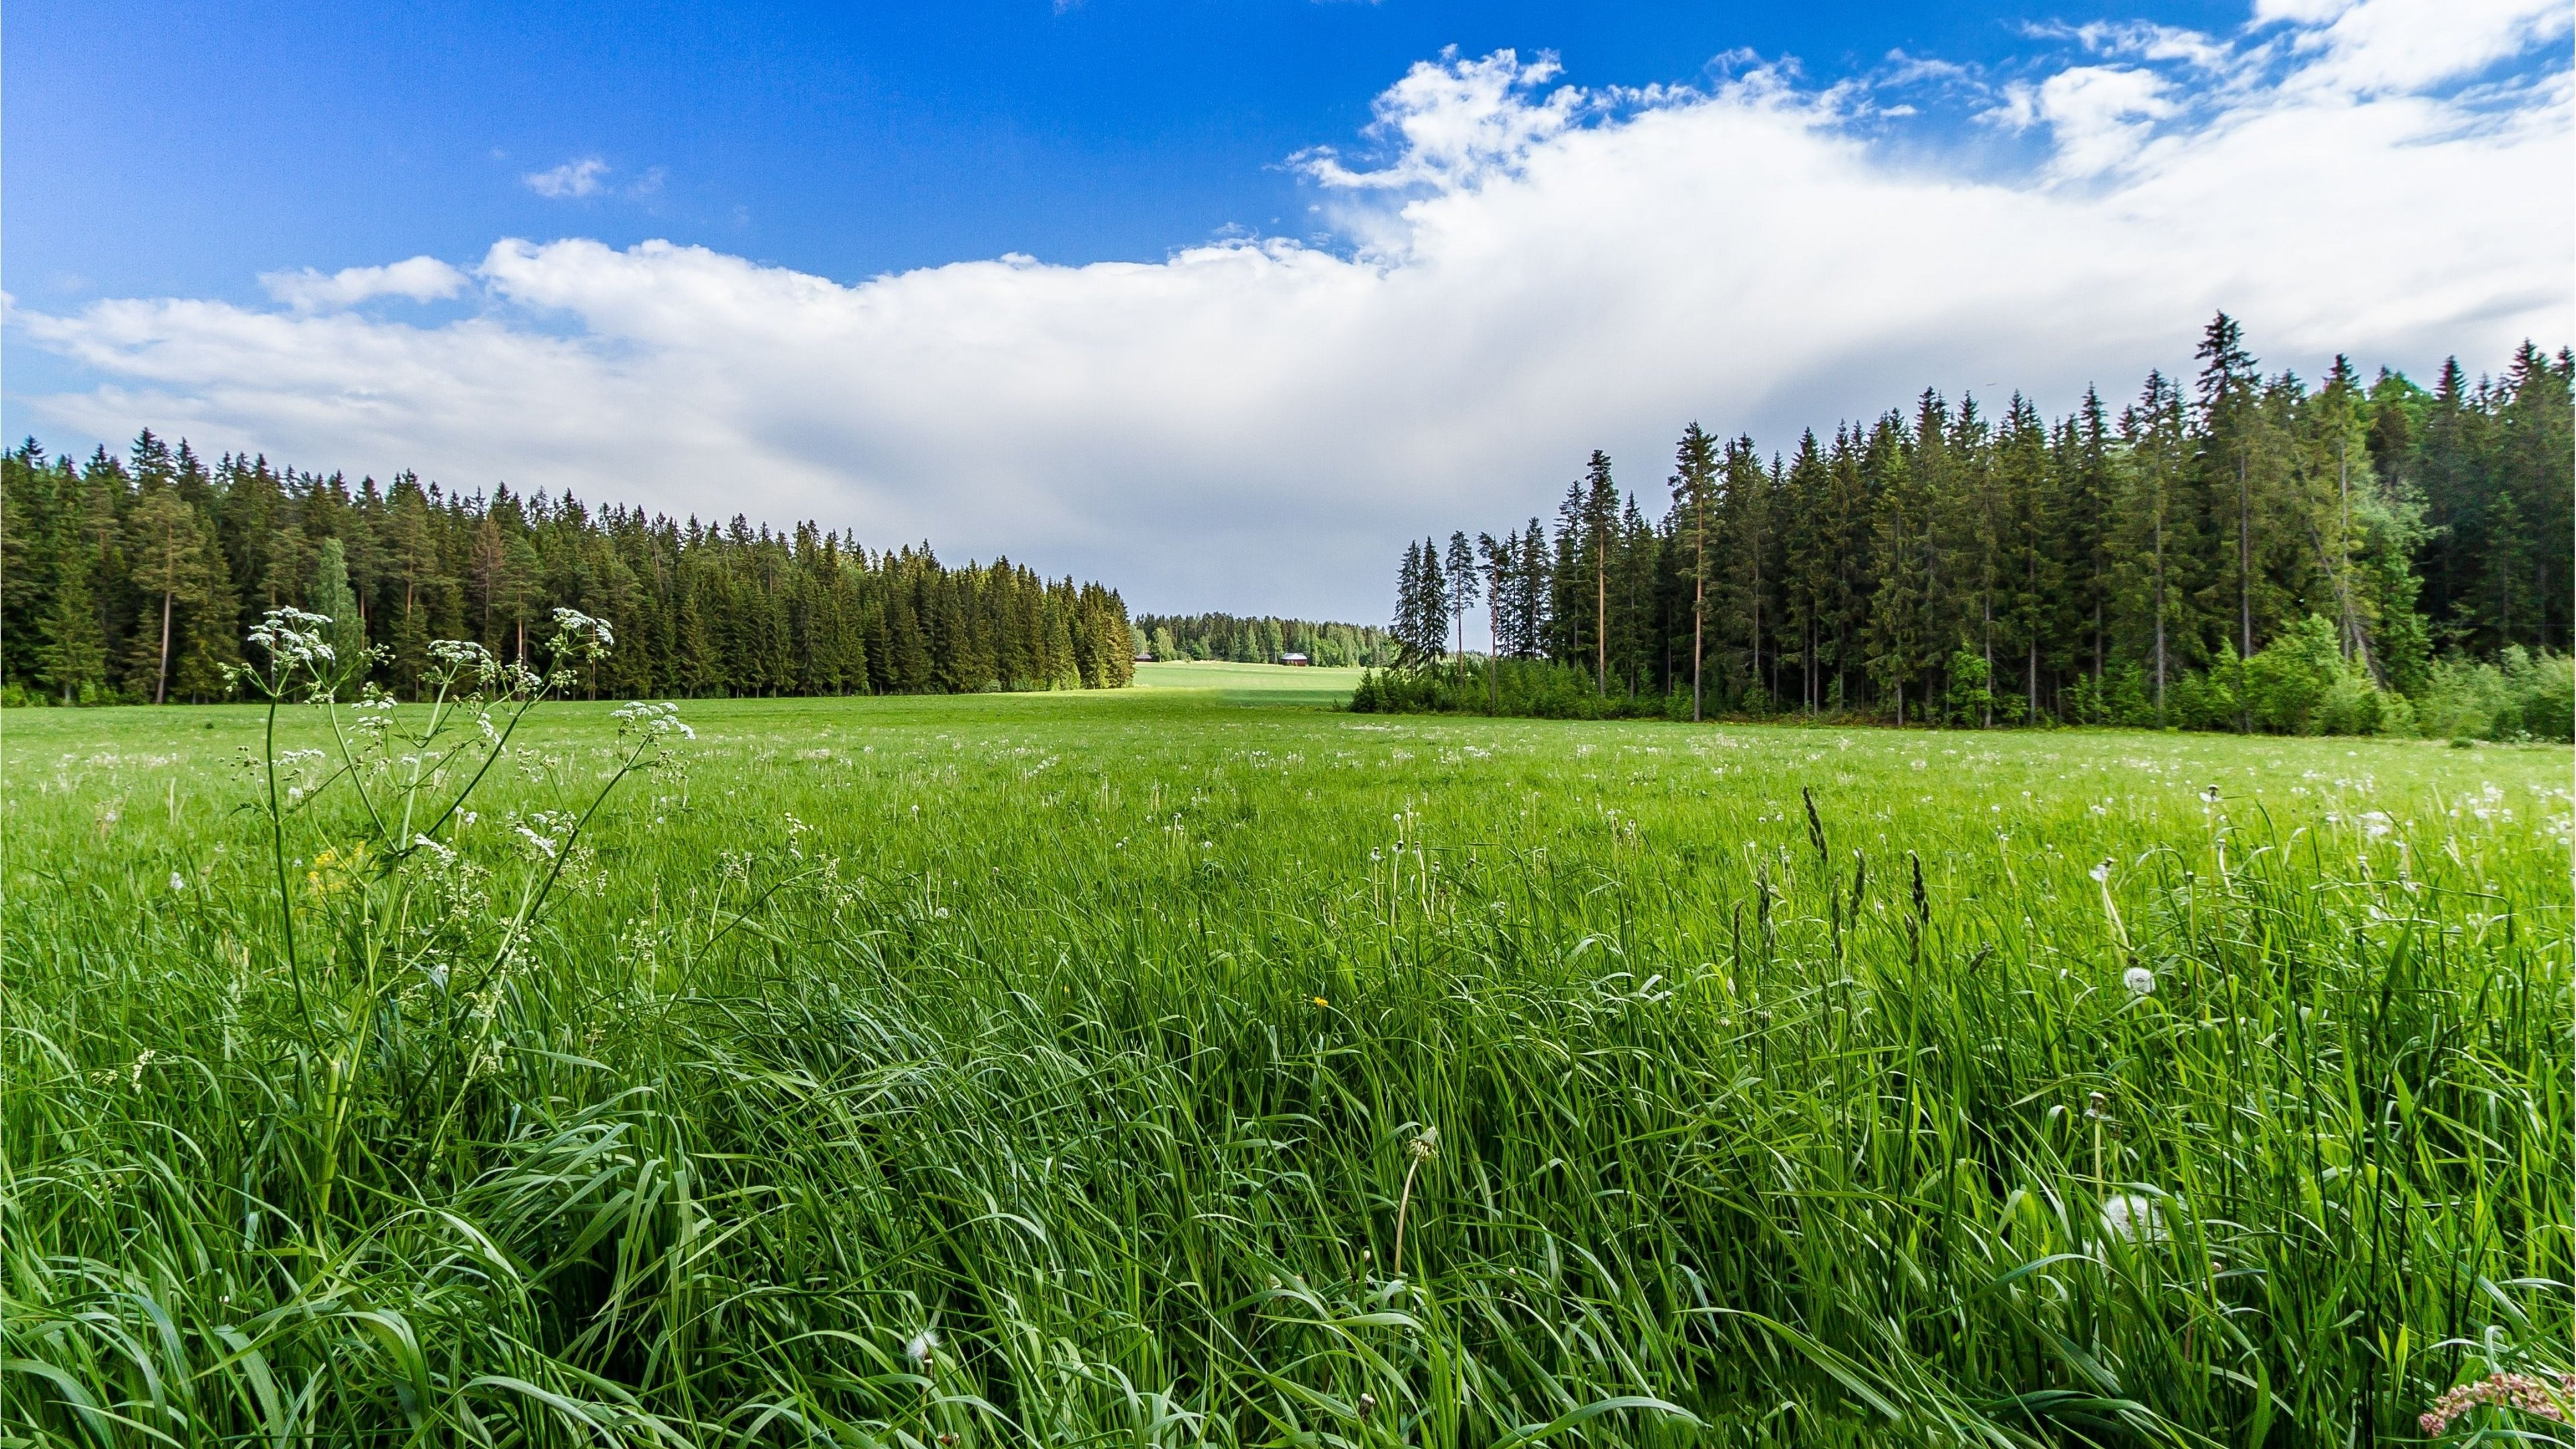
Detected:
left=1132, top=659, right=1373, bottom=704
left=3, top=679, right=2568, bottom=1446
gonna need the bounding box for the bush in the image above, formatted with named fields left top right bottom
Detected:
left=2410, top=649, right=2575, bottom=743
left=1350, top=661, right=1680, bottom=719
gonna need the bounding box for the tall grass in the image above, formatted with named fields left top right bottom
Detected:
left=3, top=635, right=2568, bottom=1446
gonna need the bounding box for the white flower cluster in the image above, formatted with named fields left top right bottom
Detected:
left=612, top=700, right=694, bottom=743
left=246, top=607, right=337, bottom=671
left=427, top=638, right=504, bottom=688
left=549, top=608, right=615, bottom=661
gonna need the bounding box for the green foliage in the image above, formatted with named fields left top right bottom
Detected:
left=0, top=437, right=1137, bottom=704
left=2413, top=647, right=2576, bottom=743
left=3, top=687, right=2567, bottom=1445
left=1135, top=614, right=1393, bottom=667
left=1351, top=659, right=1686, bottom=719
left=1383, top=323, right=2569, bottom=733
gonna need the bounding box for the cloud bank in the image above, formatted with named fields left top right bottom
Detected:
left=12, top=0, right=2570, bottom=619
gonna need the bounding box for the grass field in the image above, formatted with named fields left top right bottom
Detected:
left=1132, top=659, right=1372, bottom=704
left=3, top=670, right=2569, bottom=1446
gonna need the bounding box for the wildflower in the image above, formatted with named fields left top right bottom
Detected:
left=2418, top=1371, right=2575, bottom=1436
left=1409, top=1125, right=1440, bottom=1163
left=2090, top=859, right=2112, bottom=883
left=426, top=638, right=500, bottom=686
left=169, top=871, right=189, bottom=893
left=1311, top=996, right=1329, bottom=1008
left=904, top=1329, right=940, bottom=1367
left=2100, top=1193, right=2163, bottom=1242
left=128, top=1048, right=157, bottom=1090
left=2123, top=966, right=2156, bottom=996
left=246, top=607, right=337, bottom=672
left=548, top=608, right=615, bottom=661
left=612, top=699, right=695, bottom=743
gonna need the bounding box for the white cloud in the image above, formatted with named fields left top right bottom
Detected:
left=260, top=256, right=471, bottom=311
left=1296, top=49, right=1582, bottom=194
left=2029, top=65, right=2180, bottom=177
left=2271, top=0, right=2571, bottom=95
left=13, top=1, right=2571, bottom=619
left=524, top=157, right=610, bottom=199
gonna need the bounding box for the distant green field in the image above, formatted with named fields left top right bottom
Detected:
left=4, top=681, right=2568, bottom=1445
left=1132, top=657, right=1369, bottom=702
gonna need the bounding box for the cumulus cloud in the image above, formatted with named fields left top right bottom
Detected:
left=13, top=0, right=2571, bottom=619
left=523, top=157, right=610, bottom=199
left=260, top=256, right=472, bottom=311
left=1988, top=65, right=2180, bottom=178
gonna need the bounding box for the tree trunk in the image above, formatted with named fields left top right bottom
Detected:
left=2238, top=455, right=2253, bottom=660
left=155, top=589, right=174, bottom=706
left=1692, top=574, right=1704, bottom=723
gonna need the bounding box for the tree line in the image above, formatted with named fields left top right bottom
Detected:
left=1134, top=612, right=1395, bottom=668
left=1381, top=317, right=2571, bottom=735
left=0, top=435, right=1138, bottom=704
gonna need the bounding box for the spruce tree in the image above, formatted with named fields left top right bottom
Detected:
left=1670, top=423, right=1719, bottom=720
left=1444, top=531, right=1478, bottom=664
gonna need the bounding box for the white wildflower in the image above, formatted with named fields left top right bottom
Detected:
left=246, top=607, right=337, bottom=671
left=426, top=638, right=504, bottom=688
left=904, top=1329, right=939, bottom=1367
left=169, top=871, right=189, bottom=893
left=549, top=608, right=614, bottom=660
left=2090, top=859, right=2112, bottom=884
left=2123, top=966, right=2156, bottom=996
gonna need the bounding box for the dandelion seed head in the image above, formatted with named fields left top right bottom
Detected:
left=2100, top=1193, right=2163, bottom=1242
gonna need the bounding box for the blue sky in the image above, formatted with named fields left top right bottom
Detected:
left=12, top=1, right=2243, bottom=301
left=6, top=0, right=2569, bottom=617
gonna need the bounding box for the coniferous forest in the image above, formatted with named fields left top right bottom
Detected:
left=1370, top=318, right=2573, bottom=739
left=1134, top=612, right=1395, bottom=667
left=0, top=439, right=1138, bottom=704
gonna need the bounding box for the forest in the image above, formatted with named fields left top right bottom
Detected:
left=1377, top=317, right=2573, bottom=737
left=1134, top=611, right=1394, bottom=667
left=0, top=439, right=1138, bottom=704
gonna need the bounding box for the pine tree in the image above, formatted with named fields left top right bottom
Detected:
left=1670, top=423, right=1719, bottom=720
left=1444, top=531, right=1478, bottom=664
left=124, top=488, right=205, bottom=706
left=308, top=537, right=368, bottom=690
left=1582, top=452, right=1618, bottom=694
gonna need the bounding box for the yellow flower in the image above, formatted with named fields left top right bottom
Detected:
left=1311, top=996, right=1329, bottom=1008
left=305, top=840, right=371, bottom=898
